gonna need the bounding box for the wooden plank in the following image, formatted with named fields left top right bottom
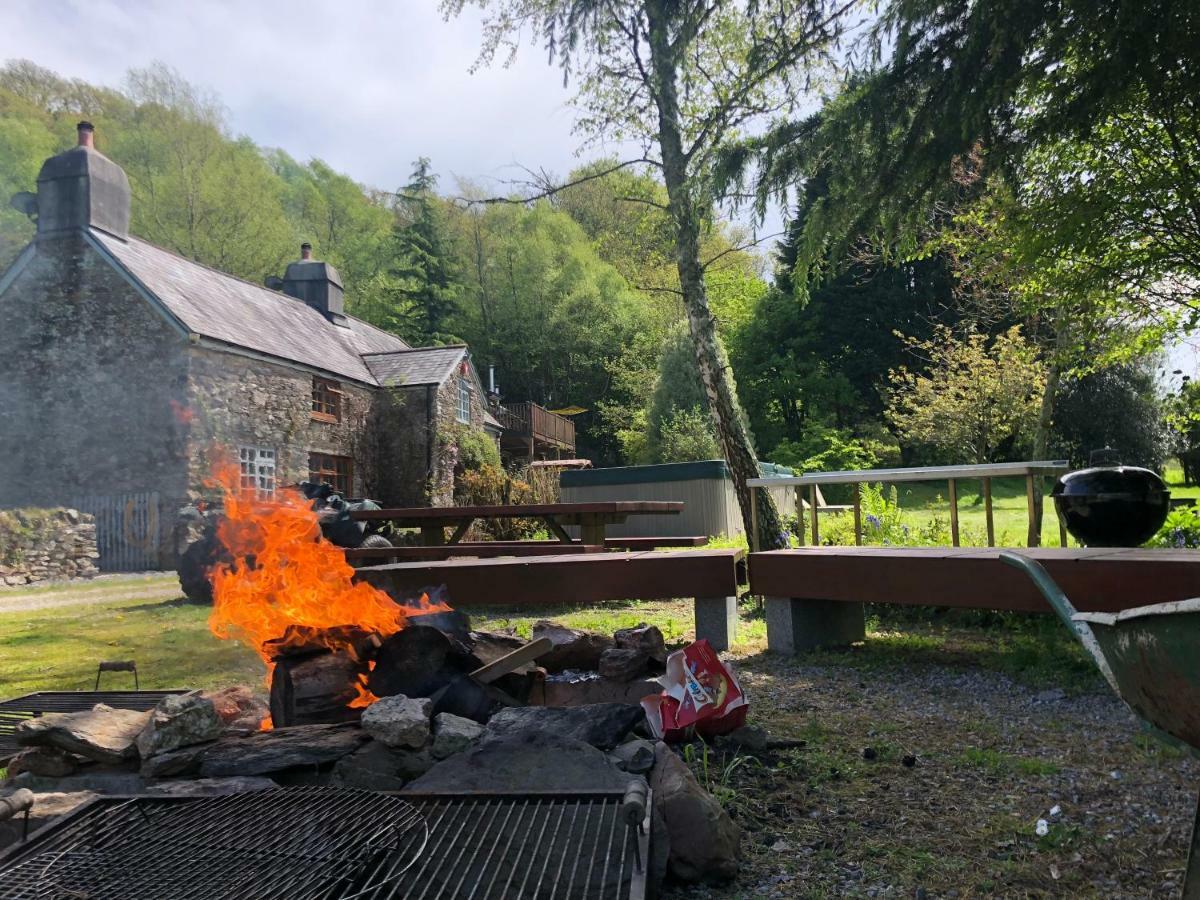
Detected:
left=1026, top=474, right=1039, bottom=547
left=983, top=477, right=995, bottom=547
left=852, top=484, right=862, bottom=547
left=352, top=501, right=685, bottom=522
left=354, top=549, right=744, bottom=607
left=948, top=478, right=960, bottom=547
left=809, top=485, right=819, bottom=546
left=747, top=460, right=1071, bottom=488
left=749, top=548, right=1200, bottom=614
left=345, top=544, right=609, bottom=561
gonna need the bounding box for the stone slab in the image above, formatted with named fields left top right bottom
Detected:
left=695, top=596, right=738, bottom=651
left=198, top=724, right=369, bottom=777
left=765, top=596, right=865, bottom=653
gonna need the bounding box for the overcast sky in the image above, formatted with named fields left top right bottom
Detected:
left=1, top=0, right=615, bottom=193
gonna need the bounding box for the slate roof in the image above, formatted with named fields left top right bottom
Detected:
left=89, top=230, right=410, bottom=384
left=362, top=346, right=469, bottom=387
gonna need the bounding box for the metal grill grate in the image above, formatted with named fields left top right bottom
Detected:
left=0, top=789, right=649, bottom=900
left=375, top=792, right=650, bottom=900
left=0, top=788, right=427, bottom=900
left=0, top=690, right=189, bottom=764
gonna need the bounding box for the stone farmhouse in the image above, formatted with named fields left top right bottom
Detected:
left=0, top=122, right=505, bottom=569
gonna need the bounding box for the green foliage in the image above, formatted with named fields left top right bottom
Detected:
left=1050, top=362, right=1168, bottom=469
left=446, top=200, right=655, bottom=464
left=769, top=425, right=899, bottom=474
left=447, top=423, right=502, bottom=474
left=887, top=325, right=1045, bottom=464
left=654, top=408, right=720, bottom=464
left=1147, top=506, right=1200, bottom=549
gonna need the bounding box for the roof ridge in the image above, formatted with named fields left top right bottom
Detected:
left=360, top=344, right=467, bottom=357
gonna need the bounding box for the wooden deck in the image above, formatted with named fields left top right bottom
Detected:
left=751, top=547, right=1200, bottom=614
left=353, top=548, right=745, bottom=649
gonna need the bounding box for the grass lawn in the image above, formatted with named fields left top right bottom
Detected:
left=0, top=572, right=1095, bottom=698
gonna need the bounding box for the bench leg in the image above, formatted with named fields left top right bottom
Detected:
left=765, top=596, right=864, bottom=653
left=694, top=596, right=738, bottom=651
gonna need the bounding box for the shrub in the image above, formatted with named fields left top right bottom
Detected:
left=1147, top=505, right=1200, bottom=549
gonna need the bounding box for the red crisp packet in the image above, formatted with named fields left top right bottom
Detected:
left=641, top=639, right=748, bottom=742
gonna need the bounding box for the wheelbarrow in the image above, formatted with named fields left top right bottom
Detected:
left=1000, top=551, right=1200, bottom=897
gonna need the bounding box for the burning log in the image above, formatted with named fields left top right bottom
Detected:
left=269, top=652, right=367, bottom=727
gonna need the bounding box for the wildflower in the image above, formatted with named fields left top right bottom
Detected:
left=865, top=514, right=882, bottom=530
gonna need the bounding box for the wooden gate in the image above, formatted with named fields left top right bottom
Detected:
left=69, top=491, right=162, bottom=571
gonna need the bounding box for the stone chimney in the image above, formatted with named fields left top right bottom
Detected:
left=281, top=243, right=347, bottom=326
left=35, top=121, right=131, bottom=239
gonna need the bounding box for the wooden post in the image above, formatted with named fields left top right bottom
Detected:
left=1026, top=474, right=1040, bottom=547
left=1059, top=512, right=1069, bottom=548
left=948, top=478, right=960, bottom=547
left=793, top=485, right=804, bottom=546
left=750, top=487, right=759, bottom=552
left=983, top=477, right=995, bottom=547
left=809, top=484, right=820, bottom=546
left=852, top=483, right=862, bottom=546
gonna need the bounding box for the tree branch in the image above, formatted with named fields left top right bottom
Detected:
left=450, top=158, right=661, bottom=206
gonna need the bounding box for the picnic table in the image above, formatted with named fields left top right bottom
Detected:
left=350, top=500, right=684, bottom=547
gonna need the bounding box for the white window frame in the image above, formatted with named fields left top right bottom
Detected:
left=457, top=379, right=471, bottom=424
left=238, top=446, right=276, bottom=499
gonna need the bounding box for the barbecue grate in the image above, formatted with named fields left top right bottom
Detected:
left=0, top=788, right=650, bottom=900
left=0, top=787, right=428, bottom=900
left=0, top=690, right=189, bottom=764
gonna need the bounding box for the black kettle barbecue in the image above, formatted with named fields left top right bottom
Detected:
left=1052, top=447, right=1170, bottom=547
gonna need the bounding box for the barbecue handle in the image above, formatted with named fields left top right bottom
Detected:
left=0, top=789, right=34, bottom=822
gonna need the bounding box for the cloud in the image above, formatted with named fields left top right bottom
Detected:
left=1, top=0, right=585, bottom=191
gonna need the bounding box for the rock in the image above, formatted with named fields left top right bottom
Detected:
left=432, top=713, right=485, bottom=759
left=143, top=776, right=277, bottom=796
left=8, top=767, right=145, bottom=794
left=202, top=685, right=270, bottom=732
left=532, top=621, right=613, bottom=673
left=543, top=673, right=662, bottom=708
left=361, top=695, right=432, bottom=749
left=613, top=623, right=667, bottom=664
left=466, top=630, right=531, bottom=672
left=0, top=791, right=97, bottom=851
left=610, top=738, right=656, bottom=775
left=136, top=691, right=222, bottom=758
left=405, top=731, right=633, bottom=793
left=198, top=724, right=370, bottom=777
left=486, top=703, right=645, bottom=751
left=5, top=746, right=80, bottom=778
left=712, top=724, right=770, bottom=752
left=649, top=742, right=740, bottom=883
left=141, top=743, right=210, bottom=778
left=333, top=741, right=435, bottom=791
left=599, top=648, right=652, bottom=681
left=15, top=704, right=151, bottom=764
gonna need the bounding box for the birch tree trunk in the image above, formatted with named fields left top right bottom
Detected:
left=647, top=6, right=786, bottom=550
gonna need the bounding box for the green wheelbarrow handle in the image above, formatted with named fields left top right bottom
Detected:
left=999, top=551, right=1121, bottom=694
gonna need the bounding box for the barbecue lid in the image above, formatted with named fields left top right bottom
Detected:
left=1053, top=447, right=1168, bottom=498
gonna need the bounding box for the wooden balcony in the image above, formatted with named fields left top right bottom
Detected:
left=498, top=401, right=576, bottom=458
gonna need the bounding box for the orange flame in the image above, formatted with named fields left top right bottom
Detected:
left=203, top=448, right=446, bottom=715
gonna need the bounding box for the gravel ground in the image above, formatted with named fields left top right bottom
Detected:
left=668, top=642, right=1198, bottom=899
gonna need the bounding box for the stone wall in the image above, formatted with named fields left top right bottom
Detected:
left=0, top=507, right=99, bottom=587
left=184, top=346, right=374, bottom=496
left=364, top=384, right=434, bottom=507
left=0, top=235, right=192, bottom=567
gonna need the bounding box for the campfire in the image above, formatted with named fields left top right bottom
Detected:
left=203, top=452, right=448, bottom=727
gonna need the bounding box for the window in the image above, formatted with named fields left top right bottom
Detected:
left=238, top=447, right=276, bottom=499
left=457, top=378, right=471, bottom=424
left=309, top=452, right=354, bottom=495
left=312, top=377, right=342, bottom=423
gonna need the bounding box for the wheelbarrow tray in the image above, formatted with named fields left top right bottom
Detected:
left=1073, top=598, right=1200, bottom=751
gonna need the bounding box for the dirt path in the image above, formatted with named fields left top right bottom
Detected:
left=0, top=574, right=182, bottom=614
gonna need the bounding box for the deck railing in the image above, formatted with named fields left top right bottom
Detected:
left=498, top=401, right=576, bottom=450
left=748, top=460, right=1071, bottom=550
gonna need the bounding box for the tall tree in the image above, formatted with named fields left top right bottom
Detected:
left=387, top=158, right=464, bottom=344
left=444, top=0, right=854, bottom=547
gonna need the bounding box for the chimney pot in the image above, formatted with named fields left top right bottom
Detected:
left=300, top=242, right=313, bottom=260
left=76, top=121, right=95, bottom=148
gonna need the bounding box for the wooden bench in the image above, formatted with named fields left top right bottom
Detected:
left=353, top=549, right=745, bottom=650
left=750, top=547, right=1200, bottom=653
left=345, top=543, right=608, bottom=562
